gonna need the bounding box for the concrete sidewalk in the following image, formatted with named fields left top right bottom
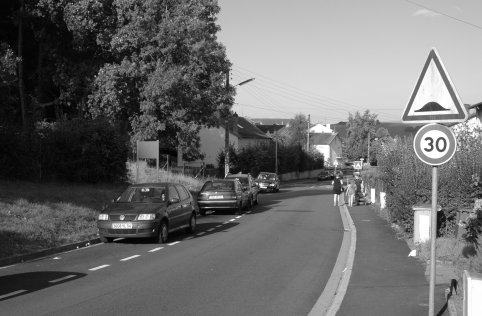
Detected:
left=337, top=204, right=450, bottom=316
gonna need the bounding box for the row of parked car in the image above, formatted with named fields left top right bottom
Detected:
left=96, top=172, right=281, bottom=244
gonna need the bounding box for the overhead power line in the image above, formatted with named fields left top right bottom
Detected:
left=405, top=0, right=482, bottom=30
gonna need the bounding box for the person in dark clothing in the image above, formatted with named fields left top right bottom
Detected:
left=332, top=172, right=344, bottom=206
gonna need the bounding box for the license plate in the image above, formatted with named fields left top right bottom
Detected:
left=209, top=195, right=223, bottom=199
left=112, top=222, right=133, bottom=229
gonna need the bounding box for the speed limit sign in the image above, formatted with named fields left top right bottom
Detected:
left=413, top=123, right=457, bottom=166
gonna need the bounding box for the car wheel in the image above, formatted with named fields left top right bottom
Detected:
left=186, top=213, right=196, bottom=233
left=100, top=236, right=113, bottom=243
left=156, top=220, right=169, bottom=244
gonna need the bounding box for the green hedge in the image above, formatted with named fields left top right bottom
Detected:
left=217, top=143, right=324, bottom=177
left=372, top=123, right=482, bottom=244
left=0, top=119, right=129, bottom=183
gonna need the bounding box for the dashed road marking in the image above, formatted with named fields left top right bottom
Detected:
left=89, top=264, right=110, bottom=271
left=229, top=218, right=236, bottom=222
left=196, top=232, right=206, bottom=236
left=120, top=255, right=140, bottom=262
left=148, top=247, right=164, bottom=252
left=223, top=221, right=230, bottom=225
left=49, top=275, right=77, bottom=283
left=207, top=228, right=214, bottom=232
left=215, top=225, right=223, bottom=228
left=168, top=241, right=180, bottom=246
left=235, top=216, right=242, bottom=219
left=183, top=236, right=194, bottom=240
left=0, top=290, right=28, bottom=300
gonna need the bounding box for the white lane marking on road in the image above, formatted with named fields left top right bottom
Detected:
left=49, top=275, right=77, bottom=283
left=184, top=236, right=193, bottom=240
left=229, top=218, right=236, bottom=222
left=246, top=211, right=252, bottom=214
left=120, top=255, right=141, bottom=262
left=196, top=232, right=206, bottom=236
left=89, top=264, right=110, bottom=271
left=207, top=228, right=214, bottom=232
left=113, top=238, right=124, bottom=242
left=222, top=222, right=230, bottom=225
left=149, top=247, right=164, bottom=252
left=235, top=216, right=242, bottom=219
left=215, top=225, right=222, bottom=228
left=168, top=241, right=180, bottom=246
left=0, top=290, right=28, bottom=300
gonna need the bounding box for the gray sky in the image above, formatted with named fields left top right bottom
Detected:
left=216, top=0, right=482, bottom=123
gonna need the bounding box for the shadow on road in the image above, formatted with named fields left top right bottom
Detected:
left=0, top=271, right=86, bottom=301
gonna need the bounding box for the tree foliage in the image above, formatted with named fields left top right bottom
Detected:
left=0, top=0, right=232, bottom=161
left=285, top=113, right=308, bottom=147
left=343, top=110, right=379, bottom=162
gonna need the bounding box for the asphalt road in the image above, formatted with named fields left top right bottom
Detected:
left=0, top=180, right=343, bottom=316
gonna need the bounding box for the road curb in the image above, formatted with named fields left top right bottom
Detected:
left=308, top=204, right=356, bottom=316
left=0, top=238, right=101, bottom=268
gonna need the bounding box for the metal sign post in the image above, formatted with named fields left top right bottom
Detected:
left=403, top=49, right=467, bottom=316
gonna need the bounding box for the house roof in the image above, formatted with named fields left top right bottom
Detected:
left=250, top=118, right=290, bottom=125
left=236, top=117, right=271, bottom=140
left=255, top=124, right=285, bottom=134
left=310, top=133, right=338, bottom=145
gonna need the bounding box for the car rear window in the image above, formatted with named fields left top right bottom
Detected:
left=227, top=176, right=248, bottom=185
left=202, top=181, right=234, bottom=191
left=117, top=186, right=166, bottom=203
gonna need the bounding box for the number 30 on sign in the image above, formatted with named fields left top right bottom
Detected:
left=413, top=123, right=457, bottom=166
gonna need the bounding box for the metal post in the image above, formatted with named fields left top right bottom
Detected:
left=136, top=140, right=139, bottom=183
left=429, top=166, right=438, bottom=316
left=307, top=114, right=310, bottom=151
left=224, top=71, right=230, bottom=178
left=275, top=138, right=278, bottom=174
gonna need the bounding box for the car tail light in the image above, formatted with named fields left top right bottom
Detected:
left=198, top=193, right=209, bottom=200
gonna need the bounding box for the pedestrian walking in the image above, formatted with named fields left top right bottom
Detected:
left=345, top=179, right=357, bottom=207
left=332, top=172, right=344, bottom=206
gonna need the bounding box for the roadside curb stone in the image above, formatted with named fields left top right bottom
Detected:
left=0, top=238, right=101, bottom=268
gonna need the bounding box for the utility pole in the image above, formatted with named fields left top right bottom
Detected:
left=224, top=71, right=230, bottom=177
left=306, top=114, right=310, bottom=151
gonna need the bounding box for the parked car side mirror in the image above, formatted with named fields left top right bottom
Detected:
left=169, top=197, right=180, bottom=204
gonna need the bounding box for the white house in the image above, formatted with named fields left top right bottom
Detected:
left=310, top=132, right=343, bottom=166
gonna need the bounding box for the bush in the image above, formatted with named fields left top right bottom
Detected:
left=376, top=121, right=482, bottom=241
left=0, top=119, right=129, bottom=183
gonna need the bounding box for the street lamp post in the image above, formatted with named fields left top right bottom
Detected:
left=224, top=76, right=255, bottom=177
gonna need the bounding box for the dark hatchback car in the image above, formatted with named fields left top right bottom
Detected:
left=255, top=172, right=280, bottom=193
left=317, top=169, right=334, bottom=181
left=197, top=179, right=249, bottom=216
left=225, top=173, right=259, bottom=207
left=97, top=183, right=197, bottom=243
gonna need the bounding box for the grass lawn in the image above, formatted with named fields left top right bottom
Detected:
left=0, top=180, right=127, bottom=258
left=0, top=164, right=207, bottom=260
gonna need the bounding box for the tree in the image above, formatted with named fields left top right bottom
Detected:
left=285, top=113, right=308, bottom=148
left=85, top=0, right=233, bottom=159
left=343, top=110, right=379, bottom=161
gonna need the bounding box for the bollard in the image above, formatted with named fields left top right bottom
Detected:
left=370, top=188, right=376, bottom=204
left=464, top=270, right=482, bottom=316
left=380, top=192, right=386, bottom=209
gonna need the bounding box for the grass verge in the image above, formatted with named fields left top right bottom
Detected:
left=0, top=164, right=207, bottom=260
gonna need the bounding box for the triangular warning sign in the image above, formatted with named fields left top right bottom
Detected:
left=402, top=48, right=468, bottom=123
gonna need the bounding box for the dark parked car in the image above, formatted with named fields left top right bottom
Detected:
left=225, top=173, right=259, bottom=207
left=255, top=172, right=280, bottom=192
left=317, top=169, right=334, bottom=181
left=97, top=183, right=197, bottom=244
left=197, top=179, right=249, bottom=216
